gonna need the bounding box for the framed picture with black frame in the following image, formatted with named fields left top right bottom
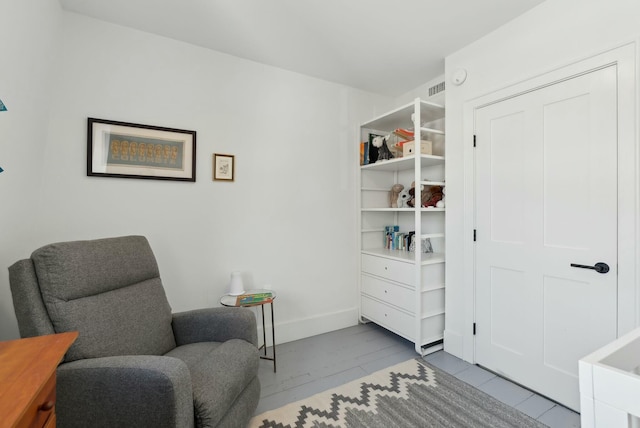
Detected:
left=213, top=153, right=235, bottom=181
left=87, top=118, right=196, bottom=182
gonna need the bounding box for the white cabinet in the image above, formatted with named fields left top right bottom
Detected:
left=579, top=326, right=640, bottom=427
left=358, top=98, right=445, bottom=355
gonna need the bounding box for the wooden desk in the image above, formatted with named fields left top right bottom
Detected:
left=0, top=332, right=78, bottom=428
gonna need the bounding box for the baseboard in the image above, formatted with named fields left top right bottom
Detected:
left=256, top=307, right=360, bottom=347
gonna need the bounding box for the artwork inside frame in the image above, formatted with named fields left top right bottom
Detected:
left=213, top=153, right=234, bottom=181
left=87, top=117, right=196, bottom=182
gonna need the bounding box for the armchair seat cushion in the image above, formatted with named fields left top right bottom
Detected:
left=165, top=339, right=260, bottom=427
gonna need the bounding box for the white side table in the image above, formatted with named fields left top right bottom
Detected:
left=220, top=289, right=276, bottom=372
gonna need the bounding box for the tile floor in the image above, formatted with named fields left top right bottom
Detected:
left=255, top=322, right=581, bottom=427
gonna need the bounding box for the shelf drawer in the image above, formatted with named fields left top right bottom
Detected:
left=361, top=296, right=413, bottom=339
left=361, top=253, right=414, bottom=285
left=361, top=274, right=413, bottom=312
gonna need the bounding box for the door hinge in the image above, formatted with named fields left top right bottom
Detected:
left=473, top=229, right=477, bottom=242
left=473, top=135, right=476, bottom=147
left=473, top=323, right=477, bottom=335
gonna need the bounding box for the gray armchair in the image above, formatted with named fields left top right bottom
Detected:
left=9, top=235, right=260, bottom=428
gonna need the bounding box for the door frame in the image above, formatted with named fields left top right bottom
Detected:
left=461, top=42, right=638, bottom=363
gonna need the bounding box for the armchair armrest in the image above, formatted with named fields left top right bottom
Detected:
left=172, top=307, right=258, bottom=347
left=56, top=355, right=194, bottom=428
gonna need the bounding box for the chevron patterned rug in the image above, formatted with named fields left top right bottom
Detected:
left=249, top=358, right=547, bottom=428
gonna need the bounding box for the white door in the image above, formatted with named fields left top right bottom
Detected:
left=474, top=65, right=618, bottom=411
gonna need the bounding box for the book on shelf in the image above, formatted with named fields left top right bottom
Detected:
left=407, top=231, right=415, bottom=251
left=393, top=128, right=415, bottom=139
left=236, top=292, right=273, bottom=306
left=384, top=225, right=398, bottom=248
left=360, top=141, right=370, bottom=165
left=382, top=229, right=433, bottom=253
left=385, top=225, right=411, bottom=251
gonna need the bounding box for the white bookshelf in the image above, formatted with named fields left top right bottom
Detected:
left=358, top=98, right=446, bottom=355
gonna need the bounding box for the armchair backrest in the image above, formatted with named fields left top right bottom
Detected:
left=9, top=236, right=176, bottom=362
left=9, top=259, right=56, bottom=337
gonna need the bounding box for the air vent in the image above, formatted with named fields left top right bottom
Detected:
left=428, top=81, right=445, bottom=97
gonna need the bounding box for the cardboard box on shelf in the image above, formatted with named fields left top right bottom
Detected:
left=403, top=140, right=433, bottom=156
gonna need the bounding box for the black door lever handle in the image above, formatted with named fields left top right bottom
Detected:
left=570, top=262, right=610, bottom=274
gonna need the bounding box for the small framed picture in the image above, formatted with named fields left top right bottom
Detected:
left=213, top=153, right=235, bottom=181
left=87, top=118, right=196, bottom=182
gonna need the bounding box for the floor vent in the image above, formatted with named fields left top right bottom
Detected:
left=429, top=81, right=445, bottom=97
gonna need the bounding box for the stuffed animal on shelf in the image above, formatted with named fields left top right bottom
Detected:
left=372, top=135, right=394, bottom=162
left=406, top=181, right=422, bottom=208
left=423, top=185, right=444, bottom=208
left=436, top=186, right=446, bottom=208
left=407, top=181, right=434, bottom=208
left=389, top=184, right=404, bottom=208
left=397, top=188, right=411, bottom=208
left=406, top=181, right=444, bottom=208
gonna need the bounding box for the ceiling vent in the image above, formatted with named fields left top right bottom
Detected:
left=428, top=81, right=445, bottom=97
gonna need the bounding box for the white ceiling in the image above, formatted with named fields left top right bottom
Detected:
left=58, top=0, right=545, bottom=97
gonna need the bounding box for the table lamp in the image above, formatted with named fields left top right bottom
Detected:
left=228, top=271, right=245, bottom=296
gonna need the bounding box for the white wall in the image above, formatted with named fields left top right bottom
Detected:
left=444, top=0, right=640, bottom=359
left=0, top=1, right=63, bottom=340
left=394, top=75, right=445, bottom=107
left=0, top=10, right=392, bottom=342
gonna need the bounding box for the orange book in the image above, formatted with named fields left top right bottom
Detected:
left=394, top=128, right=414, bottom=139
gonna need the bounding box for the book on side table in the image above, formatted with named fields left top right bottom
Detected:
left=236, top=292, right=273, bottom=306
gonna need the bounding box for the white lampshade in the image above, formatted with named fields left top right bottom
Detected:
left=228, top=271, right=245, bottom=296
